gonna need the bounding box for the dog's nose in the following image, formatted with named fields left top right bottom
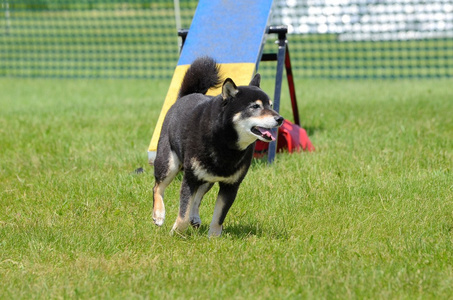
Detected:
left=275, top=116, right=284, bottom=126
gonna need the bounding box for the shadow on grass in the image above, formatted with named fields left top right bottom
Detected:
left=191, top=223, right=289, bottom=240
left=304, top=124, right=324, bottom=137
left=222, top=223, right=263, bottom=239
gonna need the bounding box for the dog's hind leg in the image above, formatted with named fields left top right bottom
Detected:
left=171, top=174, right=205, bottom=235
left=208, top=182, right=240, bottom=237
left=153, top=150, right=180, bottom=227
left=189, top=182, right=214, bottom=228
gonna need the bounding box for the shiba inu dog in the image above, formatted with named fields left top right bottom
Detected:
left=152, top=57, right=283, bottom=237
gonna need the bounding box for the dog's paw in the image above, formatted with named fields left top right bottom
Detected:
left=170, top=220, right=190, bottom=237
left=152, top=211, right=165, bottom=227
left=208, top=224, right=223, bottom=238
left=190, top=216, right=202, bottom=228
left=153, top=217, right=165, bottom=227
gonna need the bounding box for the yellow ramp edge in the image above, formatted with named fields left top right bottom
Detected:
left=148, top=62, right=256, bottom=164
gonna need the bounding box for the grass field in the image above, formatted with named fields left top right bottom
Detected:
left=1, top=77, right=452, bottom=298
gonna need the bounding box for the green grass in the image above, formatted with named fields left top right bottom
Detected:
left=1, top=78, right=452, bottom=298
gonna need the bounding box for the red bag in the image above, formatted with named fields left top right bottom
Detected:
left=254, top=119, right=314, bottom=158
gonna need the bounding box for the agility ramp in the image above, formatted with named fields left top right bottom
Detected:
left=148, top=0, right=274, bottom=164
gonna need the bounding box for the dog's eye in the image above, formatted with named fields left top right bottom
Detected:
left=251, top=104, right=261, bottom=109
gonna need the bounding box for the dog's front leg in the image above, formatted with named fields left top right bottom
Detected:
left=208, top=182, right=240, bottom=237
left=189, top=182, right=213, bottom=228
left=171, top=175, right=202, bottom=235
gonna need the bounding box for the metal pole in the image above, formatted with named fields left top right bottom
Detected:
left=3, top=0, right=11, bottom=34
left=267, top=29, right=287, bottom=164
left=173, top=0, right=182, bottom=48
left=285, top=45, right=300, bottom=126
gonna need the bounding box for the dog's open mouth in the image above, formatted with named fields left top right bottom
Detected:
left=251, top=126, right=276, bottom=142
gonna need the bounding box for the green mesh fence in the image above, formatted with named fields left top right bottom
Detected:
left=1, top=0, right=196, bottom=78
left=1, top=0, right=452, bottom=79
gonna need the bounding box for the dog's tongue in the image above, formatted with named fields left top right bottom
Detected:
left=257, top=127, right=276, bottom=141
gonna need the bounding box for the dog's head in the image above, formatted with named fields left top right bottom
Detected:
left=222, top=74, right=284, bottom=150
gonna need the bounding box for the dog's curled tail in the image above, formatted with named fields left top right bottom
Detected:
left=178, top=56, right=222, bottom=98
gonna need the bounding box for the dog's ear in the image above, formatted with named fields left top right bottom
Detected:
left=222, top=78, right=238, bottom=100
left=249, top=73, right=261, bottom=87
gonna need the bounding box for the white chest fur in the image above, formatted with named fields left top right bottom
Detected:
left=190, top=158, right=246, bottom=184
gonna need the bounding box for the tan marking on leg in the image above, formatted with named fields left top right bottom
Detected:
left=208, top=195, right=226, bottom=237
left=170, top=215, right=191, bottom=236
left=152, top=183, right=166, bottom=226
left=170, top=188, right=199, bottom=235
left=152, top=151, right=181, bottom=227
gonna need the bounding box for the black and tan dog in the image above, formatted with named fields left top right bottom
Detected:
left=152, top=57, right=283, bottom=237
